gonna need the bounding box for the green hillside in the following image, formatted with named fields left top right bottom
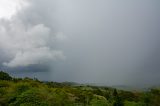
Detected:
left=0, top=71, right=160, bottom=106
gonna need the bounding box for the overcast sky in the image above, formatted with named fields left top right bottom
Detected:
left=0, top=0, right=160, bottom=87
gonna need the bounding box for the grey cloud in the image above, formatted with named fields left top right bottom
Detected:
left=0, top=0, right=160, bottom=87
left=0, top=0, right=65, bottom=68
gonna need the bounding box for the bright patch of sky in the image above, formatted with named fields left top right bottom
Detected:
left=0, top=0, right=28, bottom=19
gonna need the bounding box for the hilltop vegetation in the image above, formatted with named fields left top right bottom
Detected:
left=0, top=71, right=160, bottom=106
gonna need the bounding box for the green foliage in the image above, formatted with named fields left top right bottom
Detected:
left=9, top=89, right=49, bottom=106
left=90, top=95, right=111, bottom=106
left=124, top=101, right=145, bottom=106
left=0, top=72, right=160, bottom=106
left=0, top=71, right=12, bottom=80
left=112, top=89, right=124, bottom=106
left=0, top=80, right=11, bottom=87
left=14, top=83, right=31, bottom=94
left=119, top=91, right=139, bottom=102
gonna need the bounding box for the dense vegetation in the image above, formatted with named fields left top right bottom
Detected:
left=0, top=71, right=160, bottom=106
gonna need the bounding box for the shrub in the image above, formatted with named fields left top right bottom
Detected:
left=0, top=71, right=12, bottom=80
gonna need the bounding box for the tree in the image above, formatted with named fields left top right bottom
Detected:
left=0, top=71, right=12, bottom=80
left=9, top=89, right=49, bottom=106
left=113, top=89, right=124, bottom=106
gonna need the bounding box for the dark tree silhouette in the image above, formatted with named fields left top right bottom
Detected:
left=0, top=71, right=12, bottom=80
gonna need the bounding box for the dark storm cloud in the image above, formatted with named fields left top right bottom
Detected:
left=0, top=0, right=160, bottom=87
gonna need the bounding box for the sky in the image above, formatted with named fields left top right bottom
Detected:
left=0, top=0, right=160, bottom=87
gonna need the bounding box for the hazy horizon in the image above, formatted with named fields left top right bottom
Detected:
left=0, top=0, right=160, bottom=87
